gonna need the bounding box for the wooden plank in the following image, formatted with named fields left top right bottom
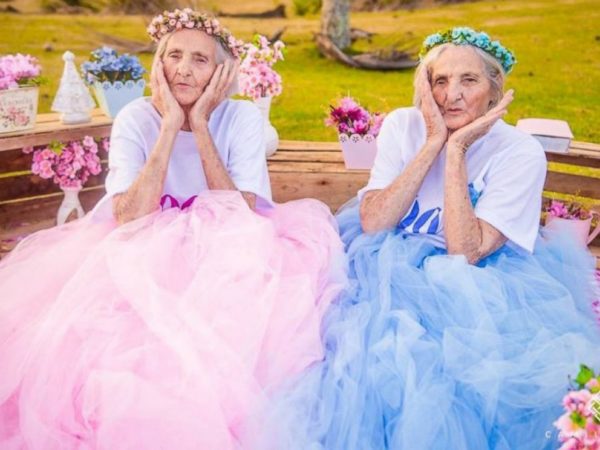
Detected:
left=590, top=246, right=600, bottom=269
left=0, top=187, right=105, bottom=231
left=278, top=140, right=341, bottom=151
left=270, top=171, right=369, bottom=211
left=0, top=165, right=108, bottom=203
left=0, top=113, right=112, bottom=152
left=268, top=160, right=365, bottom=174
left=546, top=152, right=600, bottom=169
left=0, top=125, right=112, bottom=153
left=570, top=141, right=600, bottom=152
left=269, top=150, right=344, bottom=163
left=543, top=172, right=600, bottom=198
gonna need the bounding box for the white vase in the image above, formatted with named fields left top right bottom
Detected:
left=0, top=86, right=39, bottom=134
left=339, top=133, right=378, bottom=170
left=254, top=96, right=279, bottom=157
left=93, top=79, right=145, bottom=119
left=57, top=186, right=85, bottom=225
left=545, top=213, right=600, bottom=247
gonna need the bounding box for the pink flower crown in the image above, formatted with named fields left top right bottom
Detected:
left=146, top=8, right=245, bottom=58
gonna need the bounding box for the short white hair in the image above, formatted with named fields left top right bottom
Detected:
left=154, top=30, right=239, bottom=98
left=413, top=43, right=505, bottom=109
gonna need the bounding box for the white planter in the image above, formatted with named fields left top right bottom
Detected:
left=0, top=86, right=39, bottom=134
left=57, top=186, right=85, bottom=225
left=545, top=213, right=600, bottom=247
left=93, top=79, right=145, bottom=119
left=254, top=96, right=279, bottom=157
left=339, top=134, right=377, bottom=170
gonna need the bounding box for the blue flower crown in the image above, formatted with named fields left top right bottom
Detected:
left=420, top=27, right=516, bottom=74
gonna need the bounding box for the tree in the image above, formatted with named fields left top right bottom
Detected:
left=320, top=0, right=351, bottom=50
left=317, top=0, right=417, bottom=70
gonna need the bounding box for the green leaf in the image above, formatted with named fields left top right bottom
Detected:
left=574, top=364, right=594, bottom=388
left=570, top=411, right=586, bottom=428
left=49, top=141, right=64, bottom=155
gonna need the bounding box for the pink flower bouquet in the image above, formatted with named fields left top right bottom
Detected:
left=544, top=200, right=600, bottom=247
left=554, top=365, right=600, bottom=450
left=0, top=54, right=42, bottom=90
left=0, top=54, right=43, bottom=133
left=325, top=96, right=385, bottom=138
left=23, top=136, right=109, bottom=189
left=326, top=96, right=386, bottom=170
left=547, top=200, right=594, bottom=221
left=239, top=35, right=285, bottom=100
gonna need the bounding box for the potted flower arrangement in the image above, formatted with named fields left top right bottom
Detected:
left=0, top=53, right=43, bottom=133
left=325, top=96, right=385, bottom=170
left=238, top=34, right=285, bottom=156
left=545, top=199, right=600, bottom=247
left=23, top=136, right=109, bottom=224
left=81, top=46, right=146, bottom=119
left=554, top=364, right=600, bottom=449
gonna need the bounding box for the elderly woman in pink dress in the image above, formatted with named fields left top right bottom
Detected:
left=0, top=9, right=345, bottom=449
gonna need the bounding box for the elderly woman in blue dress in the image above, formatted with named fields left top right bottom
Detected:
left=264, top=27, right=600, bottom=450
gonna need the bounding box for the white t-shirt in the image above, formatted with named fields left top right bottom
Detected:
left=358, top=107, right=547, bottom=253
left=92, top=97, right=272, bottom=219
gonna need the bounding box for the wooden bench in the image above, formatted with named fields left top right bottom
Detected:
left=1, top=110, right=599, bottom=266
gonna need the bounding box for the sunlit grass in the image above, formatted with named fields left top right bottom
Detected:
left=1, top=0, right=598, bottom=144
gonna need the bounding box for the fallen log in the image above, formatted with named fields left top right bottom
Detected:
left=315, top=33, right=417, bottom=70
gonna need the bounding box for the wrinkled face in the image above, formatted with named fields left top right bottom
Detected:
left=430, top=45, right=494, bottom=131
left=162, top=29, right=217, bottom=106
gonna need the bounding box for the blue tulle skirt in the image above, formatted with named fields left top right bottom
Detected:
left=261, top=201, right=600, bottom=450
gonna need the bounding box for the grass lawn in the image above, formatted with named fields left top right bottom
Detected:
left=1, top=0, right=599, bottom=144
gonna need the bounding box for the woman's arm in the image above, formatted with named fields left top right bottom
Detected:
left=113, top=57, right=185, bottom=224
left=360, top=68, right=447, bottom=233
left=188, top=61, right=256, bottom=209
left=443, top=146, right=507, bottom=264
left=443, top=91, right=513, bottom=264
left=113, top=130, right=178, bottom=224
left=360, top=141, right=443, bottom=233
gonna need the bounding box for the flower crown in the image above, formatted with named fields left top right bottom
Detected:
left=147, top=8, right=245, bottom=58
left=420, top=27, right=516, bottom=74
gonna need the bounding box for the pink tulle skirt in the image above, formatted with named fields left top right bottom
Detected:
left=0, top=191, right=347, bottom=449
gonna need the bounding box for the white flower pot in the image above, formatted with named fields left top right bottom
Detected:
left=0, top=86, right=39, bottom=134
left=545, top=213, right=600, bottom=247
left=339, top=134, right=378, bottom=170
left=57, top=186, right=85, bottom=225
left=254, top=96, right=279, bottom=157
left=93, top=79, right=145, bottom=119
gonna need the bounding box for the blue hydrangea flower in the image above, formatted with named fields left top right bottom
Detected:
left=80, top=46, right=146, bottom=85
left=420, top=26, right=516, bottom=73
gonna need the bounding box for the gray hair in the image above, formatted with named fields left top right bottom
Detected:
left=413, top=43, right=505, bottom=110
left=154, top=31, right=239, bottom=97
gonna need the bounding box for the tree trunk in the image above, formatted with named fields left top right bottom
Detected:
left=321, top=0, right=350, bottom=50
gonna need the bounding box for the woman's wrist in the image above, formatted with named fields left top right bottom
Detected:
left=423, top=138, right=445, bottom=155
left=447, top=140, right=468, bottom=158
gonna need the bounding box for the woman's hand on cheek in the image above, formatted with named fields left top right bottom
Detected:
left=418, top=68, right=448, bottom=149
left=188, top=59, right=239, bottom=132
left=151, top=56, right=185, bottom=132
left=448, top=89, right=514, bottom=156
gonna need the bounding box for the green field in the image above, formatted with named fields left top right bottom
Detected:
left=1, top=0, right=599, bottom=142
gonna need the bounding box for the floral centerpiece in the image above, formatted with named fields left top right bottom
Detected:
left=544, top=200, right=600, bottom=247
left=0, top=54, right=43, bottom=133
left=238, top=35, right=285, bottom=156
left=325, top=96, right=386, bottom=170
left=23, top=136, right=109, bottom=224
left=81, top=47, right=146, bottom=118
left=239, top=34, right=285, bottom=100
left=554, top=364, right=600, bottom=450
